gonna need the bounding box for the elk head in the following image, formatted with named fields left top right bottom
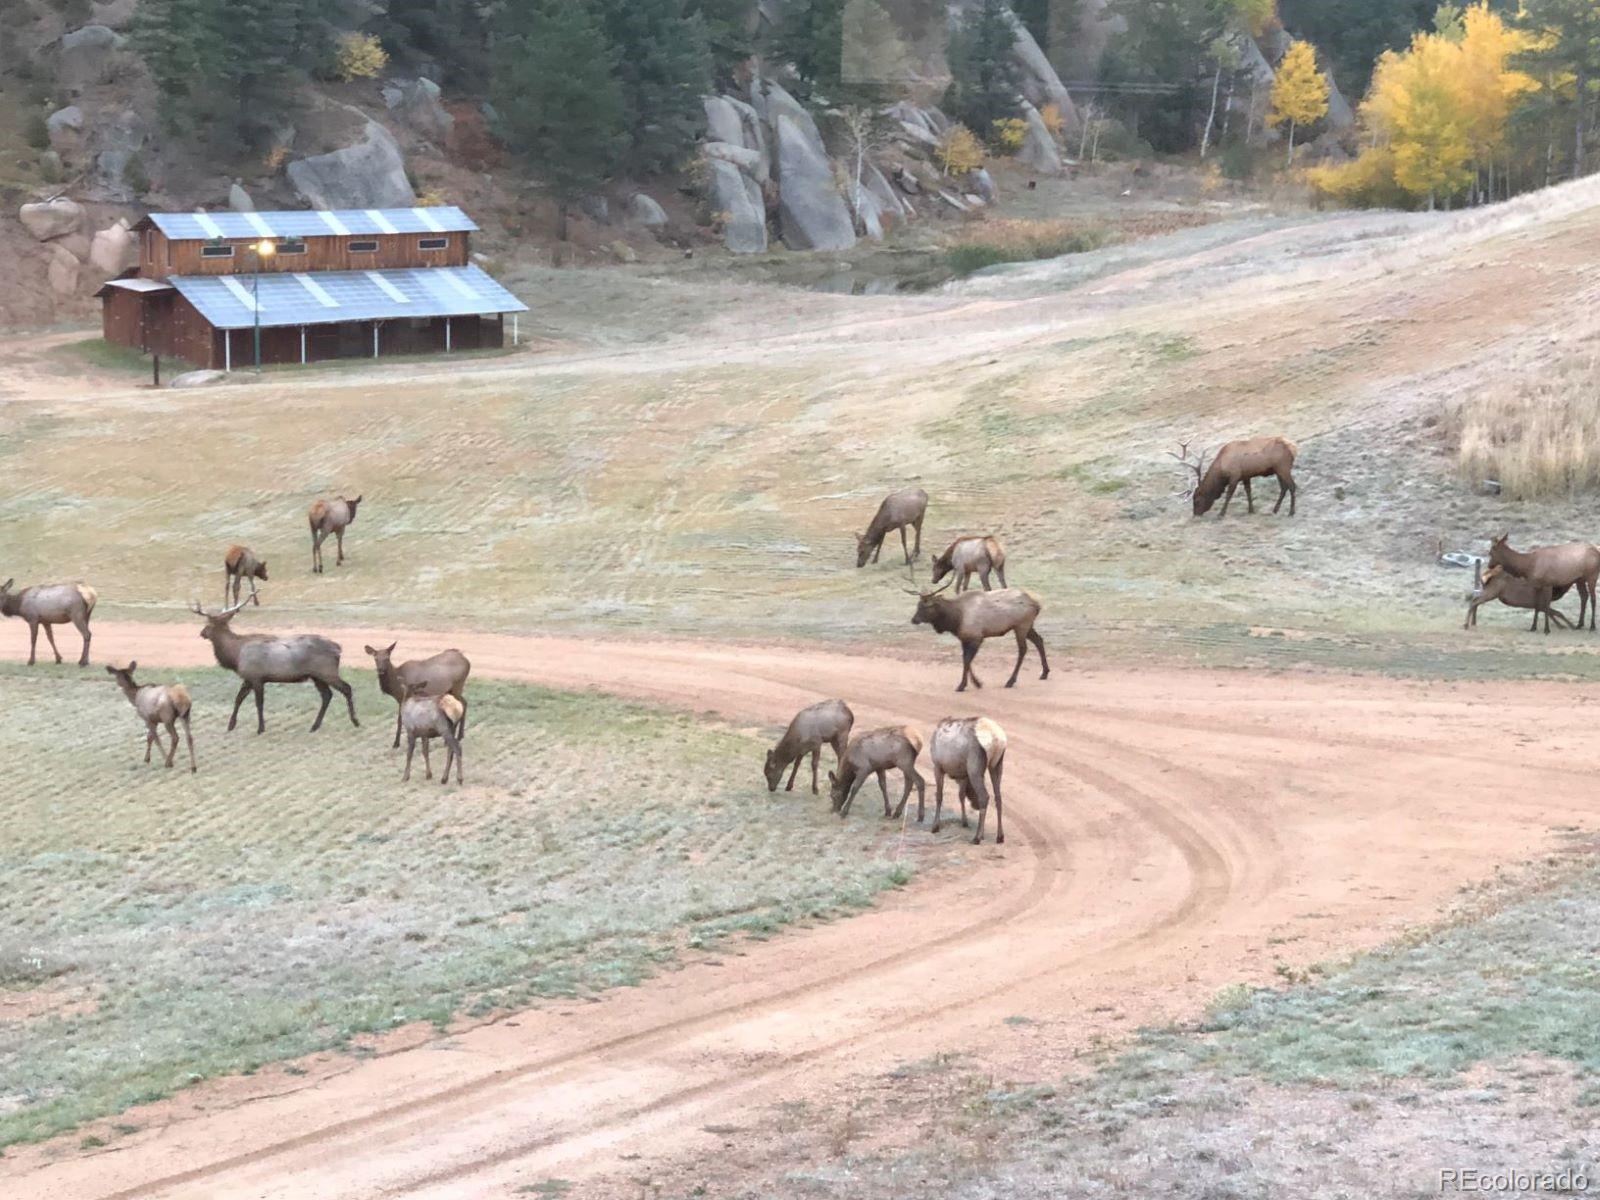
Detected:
left=1169, top=438, right=1211, bottom=515
left=906, top=580, right=954, bottom=626
left=826, top=769, right=847, bottom=812
left=344, top=494, right=364, bottom=518
left=190, top=597, right=249, bottom=641
left=763, top=748, right=785, bottom=792
left=854, top=533, right=873, bottom=569
left=364, top=641, right=399, bottom=674
left=0, top=578, right=14, bottom=616
left=928, top=548, right=955, bottom=587
left=253, top=559, right=269, bottom=583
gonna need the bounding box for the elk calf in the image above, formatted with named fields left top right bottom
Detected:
left=309, top=494, right=362, bottom=574
left=929, top=717, right=1008, bottom=845
left=106, top=662, right=197, bottom=773
left=402, top=692, right=465, bottom=785
left=764, top=699, right=854, bottom=795
left=1488, top=534, right=1600, bottom=634
left=224, top=545, right=268, bottom=607
left=910, top=586, right=1049, bottom=692
left=856, top=488, right=928, bottom=567
left=0, top=579, right=96, bottom=666
left=365, top=642, right=471, bottom=748
left=1173, top=437, right=1298, bottom=518
left=829, top=726, right=926, bottom=820
left=191, top=598, right=360, bottom=733
left=930, top=536, right=1007, bottom=593
left=1465, top=561, right=1576, bottom=630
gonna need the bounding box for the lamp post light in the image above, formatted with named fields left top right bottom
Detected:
left=251, top=238, right=276, bottom=373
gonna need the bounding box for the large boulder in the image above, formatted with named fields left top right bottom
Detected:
left=752, top=79, right=824, bottom=154
left=704, top=94, right=770, bottom=181
left=47, top=243, right=81, bottom=296
left=86, top=108, right=150, bottom=201
left=89, top=221, right=137, bottom=275
left=287, top=120, right=416, bottom=210
left=229, top=182, right=255, bottom=212
left=1005, top=11, right=1080, bottom=131
left=1016, top=101, right=1062, bottom=174
left=704, top=139, right=764, bottom=174
left=19, top=197, right=85, bottom=241
left=773, top=114, right=855, bottom=253
left=627, top=193, right=668, bottom=228
left=864, top=162, right=910, bottom=219
left=384, top=77, right=454, bottom=144
left=707, top=158, right=767, bottom=254
left=46, top=106, right=85, bottom=154
left=702, top=95, right=746, bottom=148
left=56, top=25, right=125, bottom=92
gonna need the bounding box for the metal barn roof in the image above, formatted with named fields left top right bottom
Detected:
left=169, top=265, right=527, bottom=330
left=98, top=278, right=176, bottom=294
left=146, top=207, right=479, bottom=241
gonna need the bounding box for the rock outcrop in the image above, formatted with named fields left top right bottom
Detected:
left=1016, top=101, right=1063, bottom=174
left=287, top=120, right=416, bottom=210
left=46, top=106, right=85, bottom=155
left=48, top=244, right=82, bottom=296
left=229, top=182, right=255, bottom=212
left=89, top=220, right=138, bottom=276
left=55, top=24, right=124, bottom=92
left=773, top=114, right=855, bottom=252
left=707, top=158, right=768, bottom=254
left=627, top=193, right=668, bottom=228
left=384, top=78, right=455, bottom=144
left=20, top=198, right=85, bottom=242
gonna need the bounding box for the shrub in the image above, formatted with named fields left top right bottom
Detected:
left=1039, top=103, right=1065, bottom=137
left=945, top=219, right=1111, bottom=274
left=122, top=152, right=151, bottom=197
left=24, top=110, right=49, bottom=151
left=1451, top=349, right=1600, bottom=499
left=936, top=124, right=984, bottom=175
left=991, top=117, right=1028, bottom=154
left=333, top=32, right=388, bottom=82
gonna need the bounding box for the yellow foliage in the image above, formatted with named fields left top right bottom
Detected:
left=1268, top=39, right=1329, bottom=134
left=334, top=32, right=389, bottom=82
left=1039, top=104, right=1065, bottom=137
left=1228, top=0, right=1275, bottom=37
left=991, top=117, right=1028, bottom=154
left=263, top=145, right=289, bottom=172
left=416, top=186, right=448, bottom=207
left=1305, top=145, right=1409, bottom=208
left=936, top=125, right=985, bottom=175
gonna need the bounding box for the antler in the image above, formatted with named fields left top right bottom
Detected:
left=1169, top=438, right=1207, bottom=498
left=188, top=599, right=208, bottom=617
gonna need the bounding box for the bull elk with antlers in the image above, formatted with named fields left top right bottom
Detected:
left=1171, top=436, right=1298, bottom=518
left=910, top=581, right=1049, bottom=692
left=190, top=597, right=360, bottom=733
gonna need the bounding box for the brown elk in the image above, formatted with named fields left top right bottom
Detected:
left=828, top=726, right=926, bottom=820
left=1172, top=436, right=1298, bottom=518
left=365, top=643, right=472, bottom=748
left=106, top=662, right=197, bottom=773
left=223, top=545, right=268, bottom=607
left=764, top=699, right=854, bottom=794
left=1487, top=534, right=1600, bottom=634
left=190, top=598, right=360, bottom=733
left=856, top=488, right=928, bottom=567
left=930, top=536, right=1007, bottom=593
left=0, top=579, right=96, bottom=666
left=910, top=584, right=1049, bottom=692
left=929, top=717, right=1008, bottom=844
left=1464, top=561, right=1576, bottom=631
left=401, top=691, right=465, bottom=785
left=309, top=494, right=362, bottom=574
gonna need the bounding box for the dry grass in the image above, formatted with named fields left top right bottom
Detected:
left=944, top=218, right=1113, bottom=274
left=1452, top=345, right=1600, bottom=499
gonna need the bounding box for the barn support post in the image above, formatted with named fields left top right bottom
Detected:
left=300, top=326, right=307, bottom=365
left=224, top=331, right=232, bottom=372
left=445, top=317, right=452, bottom=353
left=372, top=321, right=379, bottom=359
left=511, top=313, right=518, bottom=346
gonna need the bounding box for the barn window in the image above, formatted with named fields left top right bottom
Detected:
left=201, top=244, right=234, bottom=259
left=349, top=239, right=379, bottom=253
left=277, top=240, right=307, bottom=255
left=419, top=237, right=449, bottom=251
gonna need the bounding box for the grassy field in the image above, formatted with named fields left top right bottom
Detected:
left=0, top=663, right=909, bottom=1149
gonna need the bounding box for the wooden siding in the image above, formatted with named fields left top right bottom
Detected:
left=140, top=230, right=470, bottom=279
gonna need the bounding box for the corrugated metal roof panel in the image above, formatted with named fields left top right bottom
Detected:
left=147, top=207, right=479, bottom=240
left=168, top=265, right=526, bottom=330
left=99, top=278, right=176, bottom=294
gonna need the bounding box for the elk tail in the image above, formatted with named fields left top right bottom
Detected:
left=901, top=725, right=924, bottom=754
left=439, top=695, right=465, bottom=725
left=974, top=718, right=1007, bottom=768
left=309, top=500, right=329, bottom=528
left=1282, top=438, right=1300, bottom=460
left=168, top=684, right=192, bottom=718
left=75, top=584, right=98, bottom=614
left=225, top=544, right=245, bottom=571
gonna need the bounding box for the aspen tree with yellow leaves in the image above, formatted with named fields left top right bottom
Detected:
left=1268, top=39, right=1330, bottom=165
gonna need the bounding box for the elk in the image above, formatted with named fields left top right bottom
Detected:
left=1464, top=561, right=1576, bottom=631
left=855, top=488, right=928, bottom=567
left=764, top=699, right=854, bottom=795
left=365, top=642, right=471, bottom=748
left=828, top=725, right=926, bottom=820
left=190, top=598, right=360, bottom=733
left=401, top=690, right=465, bottom=785
left=309, top=494, right=362, bottom=574
left=1487, top=534, right=1600, bottom=634
left=223, top=545, right=268, bottom=607
left=106, top=662, right=196, bottom=773
left=930, top=536, right=1007, bottom=593
left=0, top=579, right=96, bottom=666
left=909, top=584, right=1049, bottom=692
left=929, top=717, right=1008, bottom=845
left=1172, top=436, right=1298, bottom=518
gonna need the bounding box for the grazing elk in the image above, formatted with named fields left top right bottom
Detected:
left=106, top=662, right=196, bottom=773
left=929, top=717, right=1008, bottom=844
left=910, top=585, right=1049, bottom=692
left=828, top=725, right=926, bottom=820
left=856, top=488, right=928, bottom=567
left=309, top=494, right=362, bottom=574
left=1172, top=436, right=1298, bottom=518
left=1488, top=534, right=1600, bottom=634
left=930, top=536, right=1007, bottom=594
left=0, top=579, right=96, bottom=666
left=1465, top=561, right=1576, bottom=631
left=190, top=598, right=360, bottom=733
left=401, top=690, right=465, bottom=785
left=365, top=642, right=471, bottom=748
left=764, top=699, right=854, bottom=795
left=223, top=545, right=268, bottom=607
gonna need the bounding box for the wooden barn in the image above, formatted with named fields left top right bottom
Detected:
left=97, top=206, right=528, bottom=371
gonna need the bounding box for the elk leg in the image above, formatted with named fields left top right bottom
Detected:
left=310, top=680, right=333, bottom=732
left=163, top=720, right=179, bottom=767
left=958, top=641, right=983, bottom=691
left=442, top=730, right=463, bottom=785
left=25, top=620, right=38, bottom=665
left=422, top=738, right=433, bottom=780
left=996, top=564, right=1007, bottom=588
left=335, top=529, right=345, bottom=566
left=991, top=758, right=1005, bottom=845
left=841, top=773, right=868, bottom=818
left=332, top=678, right=360, bottom=727
left=1029, top=629, right=1050, bottom=680
left=958, top=782, right=970, bottom=829
left=253, top=683, right=268, bottom=734
left=980, top=567, right=993, bottom=591
left=42, top=622, right=62, bottom=664
left=931, top=769, right=946, bottom=833
left=810, top=748, right=821, bottom=795
left=912, top=517, right=923, bottom=560
left=897, top=767, right=925, bottom=821
left=1005, top=630, right=1029, bottom=687
left=393, top=703, right=404, bottom=749
left=73, top=613, right=90, bottom=666
left=784, top=756, right=801, bottom=791
left=455, top=695, right=468, bottom=738
left=311, top=530, right=322, bottom=574
left=1219, top=480, right=1239, bottom=517
left=899, top=526, right=909, bottom=565
left=877, top=769, right=892, bottom=817
left=1243, top=478, right=1255, bottom=513
left=182, top=714, right=197, bottom=774
left=144, top=725, right=155, bottom=763
left=872, top=539, right=883, bottom=564
left=1273, top=471, right=1291, bottom=514
left=403, top=733, right=416, bottom=781
left=228, top=681, right=251, bottom=731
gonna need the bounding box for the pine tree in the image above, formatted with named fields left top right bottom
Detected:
left=1267, top=38, right=1329, bottom=163
left=592, top=0, right=714, bottom=175
left=686, top=0, right=758, bottom=72
left=380, top=0, right=490, bottom=88
left=492, top=0, right=628, bottom=239
left=944, top=0, right=1023, bottom=137
left=1103, top=0, right=1228, bottom=152
left=1515, top=0, right=1600, bottom=178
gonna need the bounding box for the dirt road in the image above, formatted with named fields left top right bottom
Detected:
left=7, top=623, right=1597, bottom=1198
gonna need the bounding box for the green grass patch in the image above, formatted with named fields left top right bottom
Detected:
left=945, top=227, right=1113, bottom=276
left=0, top=664, right=908, bottom=1148
left=47, top=337, right=154, bottom=376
